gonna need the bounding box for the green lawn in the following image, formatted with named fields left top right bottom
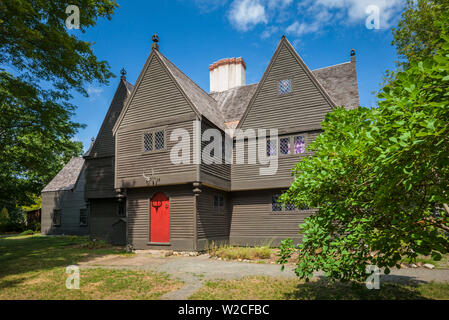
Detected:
left=0, top=235, right=182, bottom=300
left=190, top=276, right=449, bottom=300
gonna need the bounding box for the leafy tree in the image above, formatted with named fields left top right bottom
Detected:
left=279, top=12, right=449, bottom=281
left=392, top=0, right=449, bottom=66
left=0, top=0, right=118, bottom=210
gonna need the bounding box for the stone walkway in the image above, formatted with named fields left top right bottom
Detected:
left=78, top=251, right=449, bottom=300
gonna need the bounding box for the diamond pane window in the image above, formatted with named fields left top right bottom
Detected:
left=294, top=135, right=305, bottom=154
left=280, top=137, right=291, bottom=155
left=144, top=132, right=153, bottom=152
left=285, top=203, right=295, bottom=211
left=267, top=139, right=277, bottom=157
left=154, top=130, right=165, bottom=150
left=272, top=194, right=282, bottom=212
left=279, top=79, right=291, bottom=95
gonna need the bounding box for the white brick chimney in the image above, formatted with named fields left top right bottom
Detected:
left=209, top=57, right=246, bottom=93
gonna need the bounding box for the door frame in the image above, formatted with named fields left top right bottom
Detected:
left=148, top=191, right=170, bottom=245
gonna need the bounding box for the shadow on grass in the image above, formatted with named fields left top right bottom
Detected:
left=284, top=277, right=429, bottom=300
left=0, top=235, right=126, bottom=284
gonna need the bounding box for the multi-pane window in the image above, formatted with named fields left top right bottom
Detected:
left=155, top=130, right=165, bottom=150
left=294, top=135, right=305, bottom=154
left=213, top=194, right=224, bottom=213
left=144, top=132, right=153, bottom=152
left=53, top=209, right=61, bottom=226
left=279, top=79, right=292, bottom=95
left=280, top=137, right=291, bottom=155
left=79, top=209, right=87, bottom=226
left=266, top=138, right=277, bottom=157
left=272, top=194, right=282, bottom=212
left=272, top=194, right=306, bottom=213
left=143, top=129, right=165, bottom=153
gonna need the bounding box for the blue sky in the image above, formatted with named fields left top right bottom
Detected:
left=71, top=0, right=405, bottom=151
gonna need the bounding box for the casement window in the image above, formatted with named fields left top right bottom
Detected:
left=213, top=194, right=225, bottom=214
left=272, top=194, right=308, bottom=213
left=79, top=209, right=88, bottom=227
left=53, top=209, right=61, bottom=227
left=279, top=79, right=292, bottom=95
left=266, top=138, right=278, bottom=157
left=143, top=128, right=166, bottom=153
left=267, top=135, right=306, bottom=157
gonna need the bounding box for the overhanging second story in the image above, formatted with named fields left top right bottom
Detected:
left=112, top=36, right=359, bottom=192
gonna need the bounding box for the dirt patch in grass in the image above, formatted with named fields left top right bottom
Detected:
left=189, top=276, right=449, bottom=300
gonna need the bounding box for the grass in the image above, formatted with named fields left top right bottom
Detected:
left=0, top=235, right=182, bottom=299
left=207, top=242, right=273, bottom=261
left=189, top=276, right=449, bottom=300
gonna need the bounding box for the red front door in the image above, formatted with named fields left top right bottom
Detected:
left=150, top=192, right=170, bottom=243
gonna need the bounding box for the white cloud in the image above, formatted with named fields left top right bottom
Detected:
left=87, top=86, right=103, bottom=100
left=261, top=25, right=279, bottom=39
left=294, top=0, right=404, bottom=35
left=228, top=0, right=268, bottom=31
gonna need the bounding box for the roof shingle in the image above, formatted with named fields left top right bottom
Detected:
left=42, top=157, right=84, bottom=192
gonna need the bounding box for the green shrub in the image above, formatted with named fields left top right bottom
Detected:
left=19, top=230, right=34, bottom=236
left=207, top=242, right=273, bottom=261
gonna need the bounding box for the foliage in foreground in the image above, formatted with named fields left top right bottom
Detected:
left=279, top=17, right=449, bottom=281
left=189, top=276, right=449, bottom=300
left=0, top=0, right=118, bottom=210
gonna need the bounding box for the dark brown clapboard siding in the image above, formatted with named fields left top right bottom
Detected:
left=200, top=120, right=231, bottom=187
left=41, top=170, right=88, bottom=236
left=89, top=198, right=121, bottom=242
left=115, top=120, right=197, bottom=188
left=85, top=157, right=116, bottom=199
left=239, top=41, right=333, bottom=130
left=119, top=54, right=196, bottom=128
left=229, top=189, right=314, bottom=246
left=127, top=185, right=195, bottom=250
left=231, top=131, right=321, bottom=189
left=197, top=186, right=231, bottom=240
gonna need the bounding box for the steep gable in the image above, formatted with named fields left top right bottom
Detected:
left=86, top=78, right=132, bottom=158
left=238, top=36, right=335, bottom=131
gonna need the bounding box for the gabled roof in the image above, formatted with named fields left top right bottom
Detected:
left=209, top=83, right=258, bottom=122
left=42, top=157, right=84, bottom=193
left=312, top=62, right=359, bottom=109
left=236, top=36, right=336, bottom=129
left=209, top=60, right=359, bottom=125
left=85, top=77, right=133, bottom=158
left=113, top=49, right=226, bottom=134
left=156, top=51, right=226, bottom=130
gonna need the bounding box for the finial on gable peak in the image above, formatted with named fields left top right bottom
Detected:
left=350, top=49, right=356, bottom=62
left=152, top=33, right=159, bottom=51
left=120, top=68, right=126, bottom=80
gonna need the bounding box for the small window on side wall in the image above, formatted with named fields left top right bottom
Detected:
left=293, top=135, right=305, bottom=154
left=79, top=209, right=87, bottom=226
left=279, top=79, right=292, bottom=95
left=53, top=209, right=61, bottom=227
left=213, top=194, right=224, bottom=214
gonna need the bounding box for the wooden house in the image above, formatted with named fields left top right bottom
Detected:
left=44, top=35, right=359, bottom=250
